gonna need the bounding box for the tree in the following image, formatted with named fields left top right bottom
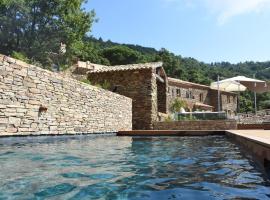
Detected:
left=101, top=46, right=144, bottom=65
left=0, top=0, right=95, bottom=67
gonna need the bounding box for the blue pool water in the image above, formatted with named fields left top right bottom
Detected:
left=0, top=135, right=269, bottom=200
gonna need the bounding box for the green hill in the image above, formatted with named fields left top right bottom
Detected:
left=77, top=37, right=270, bottom=112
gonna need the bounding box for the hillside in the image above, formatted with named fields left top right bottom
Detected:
left=77, top=37, right=270, bottom=112
left=86, top=37, right=270, bottom=84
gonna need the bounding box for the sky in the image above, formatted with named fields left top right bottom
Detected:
left=84, top=0, right=270, bottom=63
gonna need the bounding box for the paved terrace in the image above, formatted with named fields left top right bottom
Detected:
left=226, top=130, right=270, bottom=148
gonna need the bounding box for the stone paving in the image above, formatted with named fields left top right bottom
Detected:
left=226, top=130, right=270, bottom=147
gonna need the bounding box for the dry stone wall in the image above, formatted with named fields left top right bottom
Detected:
left=88, top=68, right=158, bottom=130
left=0, top=55, right=132, bottom=136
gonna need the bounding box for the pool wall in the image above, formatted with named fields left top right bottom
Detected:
left=226, top=130, right=270, bottom=175
left=0, top=55, right=132, bottom=136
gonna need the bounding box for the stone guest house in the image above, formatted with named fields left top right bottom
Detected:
left=168, top=77, right=237, bottom=114
left=87, top=62, right=168, bottom=130
left=72, top=61, right=237, bottom=130
left=0, top=55, right=237, bottom=135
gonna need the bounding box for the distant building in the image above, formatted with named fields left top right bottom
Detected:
left=71, top=61, right=237, bottom=130
left=168, top=78, right=237, bottom=115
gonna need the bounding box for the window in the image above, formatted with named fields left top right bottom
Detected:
left=227, top=95, right=231, bottom=103
left=171, top=88, right=174, bottom=97
left=176, top=89, right=181, bottom=97
left=186, top=91, right=189, bottom=98
left=185, top=90, right=192, bottom=99
left=190, top=91, right=193, bottom=99
left=113, top=86, right=118, bottom=92
left=199, top=93, right=204, bottom=102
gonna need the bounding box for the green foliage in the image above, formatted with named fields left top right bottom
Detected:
left=170, top=99, right=187, bottom=113
left=164, top=116, right=173, bottom=122
left=101, top=80, right=110, bottom=90
left=85, top=38, right=270, bottom=113
left=81, top=79, right=91, bottom=85
left=239, top=91, right=254, bottom=113
left=0, top=0, right=269, bottom=113
left=260, top=100, right=270, bottom=109
left=84, top=79, right=110, bottom=90
left=0, top=0, right=95, bottom=67
left=101, top=46, right=144, bottom=65
left=11, top=51, right=29, bottom=63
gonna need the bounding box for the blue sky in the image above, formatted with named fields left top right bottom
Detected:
left=84, top=0, right=270, bottom=63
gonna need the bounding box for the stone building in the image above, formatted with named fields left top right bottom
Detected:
left=168, top=77, right=237, bottom=116
left=87, top=62, right=168, bottom=130
left=71, top=61, right=238, bottom=129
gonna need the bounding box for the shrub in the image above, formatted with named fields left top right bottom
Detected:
left=170, top=99, right=188, bottom=113
left=11, top=51, right=30, bottom=63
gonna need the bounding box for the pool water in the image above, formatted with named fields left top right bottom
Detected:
left=0, top=135, right=269, bottom=200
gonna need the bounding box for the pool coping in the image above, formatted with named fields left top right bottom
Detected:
left=225, top=130, right=270, bottom=149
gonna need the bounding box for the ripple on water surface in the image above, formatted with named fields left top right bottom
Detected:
left=0, top=135, right=269, bottom=199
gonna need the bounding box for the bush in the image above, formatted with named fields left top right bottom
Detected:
left=164, top=116, right=173, bottom=122
left=81, top=79, right=91, bottom=85
left=170, top=99, right=188, bottom=113
left=11, top=51, right=30, bottom=63
left=260, top=100, right=270, bottom=109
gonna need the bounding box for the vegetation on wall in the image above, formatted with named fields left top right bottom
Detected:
left=0, top=0, right=269, bottom=112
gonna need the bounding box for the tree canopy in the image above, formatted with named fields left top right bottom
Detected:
left=0, top=0, right=95, bottom=67
left=0, top=1, right=269, bottom=112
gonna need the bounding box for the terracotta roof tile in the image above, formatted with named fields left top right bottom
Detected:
left=87, top=62, right=163, bottom=73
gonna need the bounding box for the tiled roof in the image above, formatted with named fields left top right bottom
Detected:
left=168, top=77, right=210, bottom=89
left=194, top=102, right=214, bottom=108
left=87, top=62, right=163, bottom=73
left=168, top=77, right=236, bottom=95
left=76, top=61, right=109, bottom=70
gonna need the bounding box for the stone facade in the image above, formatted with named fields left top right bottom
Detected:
left=168, top=78, right=212, bottom=111
left=168, top=78, right=238, bottom=116
left=209, top=90, right=237, bottom=114
left=88, top=65, right=168, bottom=130
left=0, top=55, right=132, bottom=136
left=153, top=120, right=237, bottom=130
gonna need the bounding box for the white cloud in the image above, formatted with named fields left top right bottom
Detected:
left=206, top=0, right=270, bottom=24
left=164, top=0, right=270, bottom=24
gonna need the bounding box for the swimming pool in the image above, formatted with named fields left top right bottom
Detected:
left=0, top=135, right=269, bottom=199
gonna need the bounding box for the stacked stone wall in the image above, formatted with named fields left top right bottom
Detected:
left=153, top=120, right=237, bottom=130
left=168, top=84, right=210, bottom=106
left=0, top=55, right=132, bottom=136
left=210, top=90, right=237, bottom=114
left=88, top=69, right=157, bottom=130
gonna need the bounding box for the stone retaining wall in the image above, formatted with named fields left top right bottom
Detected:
left=153, top=120, right=237, bottom=130
left=238, top=124, right=270, bottom=130
left=0, top=55, right=132, bottom=136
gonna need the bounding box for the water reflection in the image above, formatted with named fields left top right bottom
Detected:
left=0, top=135, right=269, bottom=199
